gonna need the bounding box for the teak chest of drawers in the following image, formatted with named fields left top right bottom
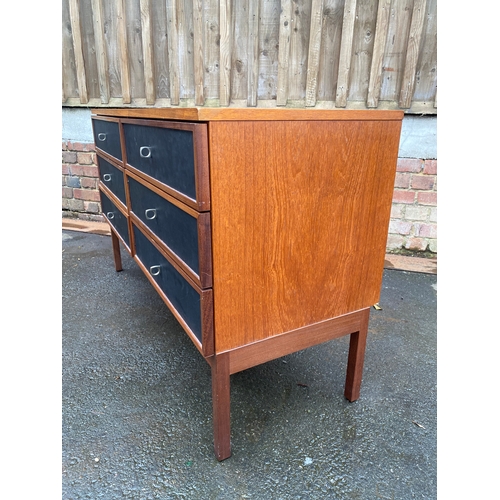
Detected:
left=91, top=107, right=403, bottom=461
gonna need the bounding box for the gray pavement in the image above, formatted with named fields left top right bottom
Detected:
left=62, top=229, right=437, bottom=499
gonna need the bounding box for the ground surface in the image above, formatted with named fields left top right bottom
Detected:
left=62, top=229, right=437, bottom=499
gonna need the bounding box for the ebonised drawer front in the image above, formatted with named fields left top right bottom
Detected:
left=122, top=120, right=209, bottom=209
left=128, top=176, right=202, bottom=278
left=92, top=118, right=122, bottom=161
left=133, top=224, right=203, bottom=344
left=97, top=156, right=126, bottom=205
left=100, top=191, right=130, bottom=248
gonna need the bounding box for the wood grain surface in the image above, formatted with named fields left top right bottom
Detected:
left=209, top=118, right=402, bottom=352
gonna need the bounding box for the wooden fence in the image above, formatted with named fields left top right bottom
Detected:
left=62, top=0, right=436, bottom=113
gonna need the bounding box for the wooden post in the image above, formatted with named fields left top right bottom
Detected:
left=344, top=308, right=369, bottom=401
left=111, top=230, right=123, bottom=272
left=212, top=352, right=231, bottom=461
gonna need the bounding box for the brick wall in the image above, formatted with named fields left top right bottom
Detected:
left=388, top=158, right=437, bottom=254
left=62, top=141, right=104, bottom=222
left=62, top=142, right=437, bottom=255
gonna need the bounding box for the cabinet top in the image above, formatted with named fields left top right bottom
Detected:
left=91, top=107, right=404, bottom=122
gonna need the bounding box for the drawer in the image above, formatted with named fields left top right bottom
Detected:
left=97, top=156, right=126, bottom=205
left=132, top=224, right=213, bottom=354
left=122, top=119, right=210, bottom=211
left=100, top=191, right=130, bottom=249
left=92, top=117, right=122, bottom=161
left=128, top=176, right=212, bottom=288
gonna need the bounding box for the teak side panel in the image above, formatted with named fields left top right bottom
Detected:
left=209, top=119, right=402, bottom=353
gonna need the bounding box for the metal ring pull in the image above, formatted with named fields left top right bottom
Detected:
left=103, top=174, right=111, bottom=182
left=145, top=208, right=157, bottom=220
left=150, top=265, right=161, bottom=276
left=97, top=133, right=106, bottom=141
left=140, top=146, right=152, bottom=158
left=106, top=212, right=114, bottom=220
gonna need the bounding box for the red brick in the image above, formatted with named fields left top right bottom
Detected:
left=397, top=158, right=423, bottom=173
left=417, top=223, right=437, bottom=238
left=389, top=220, right=412, bottom=235
left=67, top=141, right=95, bottom=152
left=70, top=164, right=99, bottom=178
left=417, top=192, right=437, bottom=206
left=73, top=188, right=101, bottom=202
left=405, top=237, right=428, bottom=251
left=423, top=160, right=437, bottom=175
left=62, top=151, right=77, bottom=163
left=76, top=152, right=96, bottom=165
left=80, top=177, right=98, bottom=189
left=394, top=172, right=411, bottom=189
left=62, top=164, right=70, bottom=175
left=392, top=190, right=415, bottom=204
left=411, top=174, right=435, bottom=190
left=62, top=186, right=73, bottom=198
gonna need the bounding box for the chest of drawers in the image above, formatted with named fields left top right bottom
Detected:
left=91, top=107, right=403, bottom=461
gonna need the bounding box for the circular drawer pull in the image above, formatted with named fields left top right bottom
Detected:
left=106, top=212, right=115, bottom=220
left=140, top=146, right=152, bottom=158
left=145, top=208, right=157, bottom=220
left=97, top=133, right=107, bottom=141
left=150, top=265, right=161, bottom=276
left=103, top=174, right=112, bottom=182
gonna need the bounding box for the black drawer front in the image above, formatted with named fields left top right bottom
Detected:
left=98, top=156, right=126, bottom=205
left=100, top=192, right=129, bottom=247
left=123, top=123, right=197, bottom=200
left=133, top=225, right=202, bottom=343
left=128, top=177, right=200, bottom=276
left=92, top=119, right=122, bottom=161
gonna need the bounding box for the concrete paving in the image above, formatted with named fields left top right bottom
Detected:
left=62, top=229, right=437, bottom=499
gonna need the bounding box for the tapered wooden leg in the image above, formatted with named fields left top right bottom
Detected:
left=344, top=308, right=370, bottom=402
left=212, top=352, right=231, bottom=461
left=111, top=230, right=123, bottom=272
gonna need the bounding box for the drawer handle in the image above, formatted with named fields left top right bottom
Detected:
left=145, top=208, right=157, bottom=220
left=140, top=146, right=152, bottom=158
left=106, top=212, right=115, bottom=220
left=150, top=265, right=161, bottom=276
left=97, top=133, right=107, bottom=142
left=103, top=174, right=112, bottom=182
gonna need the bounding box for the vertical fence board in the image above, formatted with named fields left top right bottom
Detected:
left=151, top=0, right=170, bottom=99
left=91, top=0, right=110, bottom=103
left=316, top=0, right=343, bottom=101
left=288, top=0, right=311, bottom=100
left=379, top=0, right=413, bottom=102
left=140, top=0, right=156, bottom=104
left=177, top=0, right=195, bottom=98
left=203, top=0, right=219, bottom=100
left=247, top=0, right=260, bottom=106
left=124, top=0, right=145, bottom=99
left=219, top=0, right=232, bottom=105
left=166, top=0, right=180, bottom=104
left=258, top=0, right=280, bottom=100
left=63, top=0, right=78, bottom=101
left=305, top=0, right=324, bottom=106
left=117, top=0, right=131, bottom=103
left=412, top=0, right=436, bottom=102
left=399, top=0, right=427, bottom=108
left=335, top=0, right=356, bottom=107
left=276, top=0, right=292, bottom=106
left=231, top=0, right=249, bottom=101
left=193, top=0, right=205, bottom=105
left=69, top=0, right=89, bottom=103
left=367, top=0, right=391, bottom=108
left=348, top=0, right=377, bottom=102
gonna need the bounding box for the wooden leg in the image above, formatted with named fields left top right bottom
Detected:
left=212, top=352, right=231, bottom=461
left=111, top=230, right=123, bottom=272
left=344, top=308, right=370, bottom=402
